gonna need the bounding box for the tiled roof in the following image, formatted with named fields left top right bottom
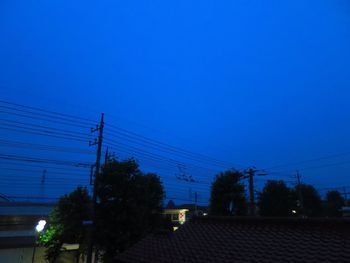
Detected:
left=116, top=216, right=350, bottom=263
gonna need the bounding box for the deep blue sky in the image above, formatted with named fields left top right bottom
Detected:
left=1, top=0, right=350, bottom=203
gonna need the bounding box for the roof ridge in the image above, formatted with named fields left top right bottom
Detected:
left=192, top=216, right=350, bottom=227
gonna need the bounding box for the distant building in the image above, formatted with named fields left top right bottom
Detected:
left=163, top=200, right=209, bottom=230
left=0, top=201, right=54, bottom=262
left=0, top=201, right=81, bottom=263
left=163, top=208, right=189, bottom=226
left=176, top=203, right=209, bottom=217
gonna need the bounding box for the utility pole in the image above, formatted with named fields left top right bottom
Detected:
left=41, top=169, right=47, bottom=184
left=87, top=113, right=104, bottom=263
left=39, top=169, right=47, bottom=200
left=247, top=168, right=255, bottom=216
left=296, top=170, right=304, bottom=216
left=243, top=167, right=267, bottom=216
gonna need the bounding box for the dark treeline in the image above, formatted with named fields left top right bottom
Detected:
left=209, top=170, right=345, bottom=218
left=39, top=158, right=170, bottom=263
left=39, top=166, right=346, bottom=262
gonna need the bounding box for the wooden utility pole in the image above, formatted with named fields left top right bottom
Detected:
left=243, top=167, right=267, bottom=216
left=39, top=169, right=47, bottom=200
left=87, top=113, right=104, bottom=263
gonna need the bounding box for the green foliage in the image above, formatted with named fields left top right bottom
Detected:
left=39, top=187, right=91, bottom=262
left=95, top=158, right=165, bottom=262
left=209, top=170, right=247, bottom=216
left=324, top=190, right=344, bottom=217
left=258, top=180, right=297, bottom=217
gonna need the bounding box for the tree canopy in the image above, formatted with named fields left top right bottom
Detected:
left=324, top=190, right=344, bottom=217
left=258, top=180, right=296, bottom=217
left=296, top=184, right=322, bottom=217
left=94, top=158, right=165, bottom=262
left=209, top=170, right=247, bottom=216
left=39, top=158, right=165, bottom=262
left=39, top=186, right=91, bottom=262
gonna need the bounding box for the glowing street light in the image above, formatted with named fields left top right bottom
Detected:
left=35, top=220, right=46, bottom=232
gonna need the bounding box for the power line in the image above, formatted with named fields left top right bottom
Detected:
left=105, top=124, right=241, bottom=168
left=0, top=126, right=88, bottom=142
left=1, top=99, right=239, bottom=171
left=0, top=161, right=90, bottom=172
left=1, top=99, right=305, bottom=205
left=0, top=167, right=88, bottom=177
left=104, top=129, right=235, bottom=170
left=2, top=97, right=232, bottom=171
left=0, top=181, right=88, bottom=187
left=106, top=145, right=218, bottom=180
left=105, top=138, right=222, bottom=174
left=0, top=109, right=92, bottom=129
left=0, top=100, right=96, bottom=123
left=0, top=139, right=95, bottom=155
left=0, top=122, right=90, bottom=140
left=0, top=118, right=91, bottom=137
left=0, top=153, right=92, bottom=168
left=265, top=152, right=350, bottom=172
left=298, top=161, right=350, bottom=171
left=3, top=195, right=60, bottom=201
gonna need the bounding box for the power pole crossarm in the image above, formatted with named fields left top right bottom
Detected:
left=243, top=167, right=267, bottom=216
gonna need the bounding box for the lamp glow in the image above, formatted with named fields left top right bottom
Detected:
left=35, top=220, right=46, bottom=232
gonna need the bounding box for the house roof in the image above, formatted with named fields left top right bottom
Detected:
left=163, top=208, right=189, bottom=213
left=115, top=216, right=350, bottom=263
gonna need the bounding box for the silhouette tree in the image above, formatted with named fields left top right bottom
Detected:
left=258, top=180, right=296, bottom=217
left=324, top=190, right=344, bottom=217
left=39, top=159, right=166, bottom=262
left=39, top=187, right=90, bottom=262
left=295, top=184, right=322, bottom=217
left=209, top=170, right=247, bottom=216
left=94, top=158, right=165, bottom=262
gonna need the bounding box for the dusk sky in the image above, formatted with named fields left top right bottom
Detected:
left=1, top=0, right=350, bottom=204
